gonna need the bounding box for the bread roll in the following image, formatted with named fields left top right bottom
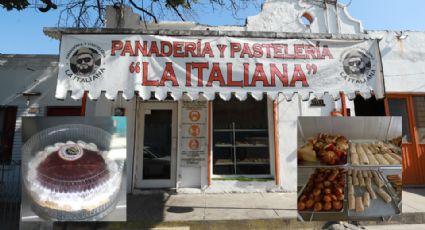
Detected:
left=363, top=192, right=370, bottom=208
left=349, top=194, right=355, bottom=210
left=355, top=197, right=364, bottom=212
left=367, top=170, right=373, bottom=178
left=376, top=188, right=392, bottom=203
left=362, top=170, right=368, bottom=178
left=367, top=184, right=377, bottom=200
left=352, top=169, right=358, bottom=178
left=348, top=169, right=352, bottom=176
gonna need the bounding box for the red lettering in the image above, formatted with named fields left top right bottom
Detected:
left=294, top=44, right=306, bottom=59
left=173, top=41, right=184, bottom=57
left=149, top=42, right=160, bottom=56
left=202, top=42, right=214, bottom=57
left=262, top=44, right=273, bottom=58
left=217, top=44, right=227, bottom=58
left=243, top=63, right=250, bottom=87
left=111, top=40, right=123, bottom=56
left=253, top=43, right=263, bottom=58
left=230, top=43, right=241, bottom=58
left=135, top=41, right=149, bottom=56
left=161, top=41, right=172, bottom=56
left=273, top=44, right=284, bottom=59
left=226, top=63, right=242, bottom=87
left=290, top=64, right=309, bottom=87
left=121, top=40, right=134, bottom=56
left=159, top=62, right=178, bottom=86
left=251, top=63, right=269, bottom=86
left=192, top=63, right=209, bottom=87
left=240, top=43, right=253, bottom=58
left=206, top=63, right=225, bottom=87
left=270, top=64, right=288, bottom=86
left=321, top=45, right=333, bottom=59
left=185, top=42, right=196, bottom=57
left=142, top=62, right=158, bottom=86
left=305, top=45, right=316, bottom=59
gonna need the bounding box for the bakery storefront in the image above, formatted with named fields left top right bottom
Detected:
left=51, top=30, right=384, bottom=192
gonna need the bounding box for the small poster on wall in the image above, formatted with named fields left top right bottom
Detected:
left=180, top=101, right=207, bottom=167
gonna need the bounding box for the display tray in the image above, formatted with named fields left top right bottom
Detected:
left=298, top=148, right=349, bottom=167
left=298, top=169, right=346, bottom=213
left=347, top=170, right=401, bottom=219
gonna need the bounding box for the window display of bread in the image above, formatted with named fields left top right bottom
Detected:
left=298, top=168, right=346, bottom=212
left=298, top=133, right=349, bottom=165
left=26, top=141, right=121, bottom=215
left=349, top=142, right=402, bottom=165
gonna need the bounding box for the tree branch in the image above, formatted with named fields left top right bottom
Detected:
left=129, top=0, right=158, bottom=23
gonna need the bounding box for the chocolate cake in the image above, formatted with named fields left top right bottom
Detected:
left=26, top=141, right=122, bottom=214
left=37, top=144, right=109, bottom=193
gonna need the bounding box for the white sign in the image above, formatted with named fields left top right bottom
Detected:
left=180, top=101, right=207, bottom=167
left=56, top=35, right=384, bottom=100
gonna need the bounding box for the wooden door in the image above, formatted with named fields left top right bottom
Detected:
left=385, top=94, right=425, bottom=185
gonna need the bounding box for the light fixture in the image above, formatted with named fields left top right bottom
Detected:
left=396, top=31, right=408, bottom=40
left=17, top=92, right=42, bottom=106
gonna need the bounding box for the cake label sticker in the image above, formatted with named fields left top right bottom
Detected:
left=59, top=144, right=84, bottom=161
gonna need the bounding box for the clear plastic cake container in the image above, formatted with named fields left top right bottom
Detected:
left=22, top=124, right=125, bottom=221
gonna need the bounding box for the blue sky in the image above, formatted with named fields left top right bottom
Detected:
left=1, top=0, right=424, bottom=54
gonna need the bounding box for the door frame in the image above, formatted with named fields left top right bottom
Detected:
left=385, top=93, right=425, bottom=185
left=133, top=100, right=178, bottom=189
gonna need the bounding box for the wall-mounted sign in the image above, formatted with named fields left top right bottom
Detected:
left=180, top=101, right=207, bottom=167
left=56, top=35, right=384, bottom=100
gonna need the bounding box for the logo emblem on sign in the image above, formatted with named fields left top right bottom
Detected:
left=65, top=44, right=106, bottom=83
left=340, top=48, right=376, bottom=84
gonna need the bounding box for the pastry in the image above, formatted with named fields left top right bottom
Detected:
left=376, top=188, right=392, bottom=203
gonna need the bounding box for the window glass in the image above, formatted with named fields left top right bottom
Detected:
left=213, top=97, right=270, bottom=175
left=388, top=98, right=411, bottom=142
left=413, top=96, right=425, bottom=144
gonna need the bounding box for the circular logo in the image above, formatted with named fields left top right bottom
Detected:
left=188, top=139, right=200, bottom=150
left=70, top=47, right=101, bottom=77
left=58, top=144, right=84, bottom=161
left=188, top=110, right=201, bottom=122
left=340, top=48, right=376, bottom=84
left=189, top=124, right=200, bottom=137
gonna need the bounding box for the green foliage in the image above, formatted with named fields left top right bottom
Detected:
left=0, top=0, right=29, bottom=10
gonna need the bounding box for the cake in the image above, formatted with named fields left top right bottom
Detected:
left=26, top=140, right=122, bottom=214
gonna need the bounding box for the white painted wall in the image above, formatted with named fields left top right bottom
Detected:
left=368, top=31, right=425, bottom=93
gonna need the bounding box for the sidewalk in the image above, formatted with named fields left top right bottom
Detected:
left=127, top=192, right=297, bottom=222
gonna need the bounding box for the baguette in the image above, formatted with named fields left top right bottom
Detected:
left=353, top=175, right=359, bottom=186
left=387, top=152, right=402, bottom=162
left=372, top=171, right=384, bottom=188
left=375, top=154, right=390, bottom=165
left=362, top=170, right=368, bottom=178
left=357, top=144, right=369, bottom=165
left=367, top=153, right=379, bottom=165
left=351, top=154, right=360, bottom=165
left=358, top=175, right=366, bottom=187
left=355, top=196, right=365, bottom=212
left=367, top=170, right=373, bottom=178
left=349, top=194, right=355, bottom=210
left=348, top=184, right=354, bottom=195
left=348, top=169, right=352, bottom=176
left=376, top=188, right=392, bottom=203
left=348, top=175, right=353, bottom=185
left=383, top=153, right=400, bottom=164
left=363, top=192, right=370, bottom=208
left=367, top=184, right=377, bottom=199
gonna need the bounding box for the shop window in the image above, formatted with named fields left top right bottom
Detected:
left=413, top=96, right=425, bottom=144
left=46, top=106, right=82, bottom=116
left=212, top=96, right=270, bottom=175
left=0, top=106, right=17, bottom=163
left=388, top=99, right=411, bottom=143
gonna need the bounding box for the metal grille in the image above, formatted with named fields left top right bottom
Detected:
left=0, top=160, right=21, bottom=230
